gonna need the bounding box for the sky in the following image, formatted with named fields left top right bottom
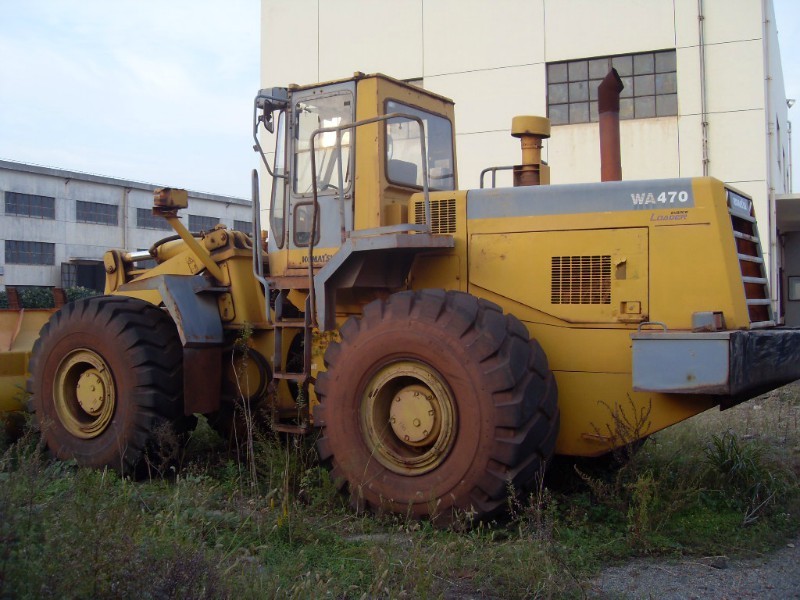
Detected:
left=0, top=1, right=260, bottom=198
left=0, top=1, right=798, bottom=198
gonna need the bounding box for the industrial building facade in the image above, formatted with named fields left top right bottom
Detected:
left=0, top=160, right=252, bottom=292
left=261, top=0, right=797, bottom=322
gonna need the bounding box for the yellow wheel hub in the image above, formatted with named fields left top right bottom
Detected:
left=54, top=349, right=115, bottom=439
left=389, top=384, right=441, bottom=447
left=76, top=369, right=106, bottom=415
left=361, top=361, right=456, bottom=475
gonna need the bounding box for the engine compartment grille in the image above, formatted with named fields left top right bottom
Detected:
left=551, top=255, right=611, bottom=305
left=414, top=198, right=456, bottom=234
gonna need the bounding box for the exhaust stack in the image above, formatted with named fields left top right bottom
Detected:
left=511, top=116, right=550, bottom=186
left=598, top=68, right=624, bottom=182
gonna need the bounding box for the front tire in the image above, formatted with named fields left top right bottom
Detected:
left=314, top=289, right=559, bottom=522
left=28, top=296, right=186, bottom=475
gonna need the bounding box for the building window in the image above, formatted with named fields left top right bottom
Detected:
left=61, top=262, right=105, bottom=290
left=234, top=219, right=253, bottom=233
left=134, top=249, right=157, bottom=270
left=189, top=214, right=219, bottom=232
left=76, top=200, right=118, bottom=225
left=4, top=191, right=56, bottom=219
left=6, top=240, right=55, bottom=265
left=136, top=208, right=172, bottom=230
left=547, top=50, right=677, bottom=125
left=789, top=276, right=800, bottom=301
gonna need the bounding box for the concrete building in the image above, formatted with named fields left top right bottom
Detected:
left=261, top=0, right=798, bottom=322
left=0, top=160, right=253, bottom=292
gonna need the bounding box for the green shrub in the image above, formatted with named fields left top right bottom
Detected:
left=18, top=287, right=54, bottom=309
left=703, top=430, right=793, bottom=523
left=65, top=286, right=101, bottom=303
left=0, top=287, right=101, bottom=310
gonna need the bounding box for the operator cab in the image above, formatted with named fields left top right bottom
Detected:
left=255, top=73, right=458, bottom=278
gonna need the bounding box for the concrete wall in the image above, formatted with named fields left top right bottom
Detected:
left=0, top=161, right=252, bottom=290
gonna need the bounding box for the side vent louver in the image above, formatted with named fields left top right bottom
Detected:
left=727, top=189, right=774, bottom=327
left=414, top=198, right=456, bottom=234
left=551, top=255, right=611, bottom=305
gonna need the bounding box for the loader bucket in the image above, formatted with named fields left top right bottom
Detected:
left=0, top=309, right=54, bottom=414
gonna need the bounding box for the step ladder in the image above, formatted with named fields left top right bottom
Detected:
left=269, top=288, right=313, bottom=434
left=729, top=206, right=774, bottom=328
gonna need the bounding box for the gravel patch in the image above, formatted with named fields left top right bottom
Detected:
left=589, top=534, right=800, bottom=598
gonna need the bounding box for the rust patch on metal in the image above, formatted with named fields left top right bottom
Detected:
left=598, top=68, right=624, bottom=182
left=183, top=347, right=222, bottom=414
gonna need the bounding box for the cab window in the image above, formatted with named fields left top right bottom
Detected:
left=293, top=93, right=353, bottom=195
left=293, top=201, right=320, bottom=247
left=269, top=111, right=287, bottom=248
left=385, top=100, right=455, bottom=191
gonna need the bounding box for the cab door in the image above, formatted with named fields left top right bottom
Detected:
left=286, top=81, right=355, bottom=270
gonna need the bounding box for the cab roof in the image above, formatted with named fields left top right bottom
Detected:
left=284, top=72, right=456, bottom=106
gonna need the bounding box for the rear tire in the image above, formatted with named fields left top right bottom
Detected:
left=314, top=289, right=559, bottom=523
left=28, top=296, right=186, bottom=476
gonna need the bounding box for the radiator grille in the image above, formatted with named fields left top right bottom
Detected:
left=414, top=198, right=456, bottom=234
left=551, top=255, right=611, bottom=305
left=728, top=190, right=773, bottom=327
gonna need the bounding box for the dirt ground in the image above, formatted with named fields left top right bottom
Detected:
left=589, top=533, right=800, bottom=598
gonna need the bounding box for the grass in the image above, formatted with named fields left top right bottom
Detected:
left=1, top=383, right=798, bottom=599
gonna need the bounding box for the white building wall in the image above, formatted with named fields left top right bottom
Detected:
left=0, top=161, right=252, bottom=291
left=261, top=0, right=784, bottom=185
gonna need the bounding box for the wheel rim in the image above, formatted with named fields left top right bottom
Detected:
left=361, top=360, right=456, bottom=475
left=53, top=349, right=116, bottom=439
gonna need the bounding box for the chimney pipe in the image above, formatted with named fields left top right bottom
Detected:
left=598, top=68, right=624, bottom=182
left=511, top=116, right=551, bottom=186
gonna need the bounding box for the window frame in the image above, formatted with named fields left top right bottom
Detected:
left=270, top=110, right=288, bottom=249
left=188, top=214, right=220, bottom=232
left=547, top=49, right=678, bottom=126
left=383, top=98, right=456, bottom=192
left=76, top=200, right=119, bottom=225
left=292, top=90, right=355, bottom=198
left=5, top=240, right=56, bottom=265
left=234, top=219, right=253, bottom=234
left=789, top=276, right=800, bottom=301
left=136, top=207, right=173, bottom=230
left=4, top=191, right=55, bottom=219
left=292, top=201, right=320, bottom=247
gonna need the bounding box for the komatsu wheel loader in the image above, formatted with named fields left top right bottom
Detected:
left=23, top=72, right=800, bottom=521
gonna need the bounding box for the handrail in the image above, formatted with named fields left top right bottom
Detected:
left=250, top=169, right=272, bottom=325
left=306, top=112, right=433, bottom=327
left=479, top=165, right=515, bottom=189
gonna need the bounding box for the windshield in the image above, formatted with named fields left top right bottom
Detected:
left=385, top=100, right=455, bottom=191
left=269, top=111, right=287, bottom=248
left=293, top=92, right=353, bottom=195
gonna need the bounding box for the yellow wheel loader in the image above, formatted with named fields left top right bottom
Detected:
left=22, top=72, right=800, bottom=521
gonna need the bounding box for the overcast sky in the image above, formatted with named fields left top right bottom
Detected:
left=0, top=1, right=260, bottom=198
left=0, top=1, right=798, bottom=198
